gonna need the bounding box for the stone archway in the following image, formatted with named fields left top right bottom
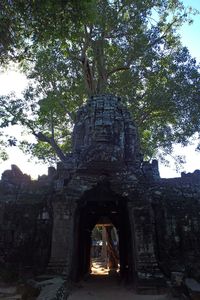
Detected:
left=71, top=182, right=136, bottom=283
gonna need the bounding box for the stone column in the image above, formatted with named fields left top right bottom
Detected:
left=128, top=203, right=166, bottom=292
left=48, top=195, right=76, bottom=277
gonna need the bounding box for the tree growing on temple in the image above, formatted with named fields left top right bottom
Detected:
left=0, top=0, right=199, bottom=166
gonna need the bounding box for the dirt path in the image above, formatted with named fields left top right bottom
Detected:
left=68, top=275, right=173, bottom=300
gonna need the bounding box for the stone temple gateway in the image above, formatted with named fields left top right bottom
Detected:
left=48, top=94, right=163, bottom=287
left=0, top=95, right=200, bottom=293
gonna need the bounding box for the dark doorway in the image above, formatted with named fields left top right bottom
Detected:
left=71, top=182, right=135, bottom=283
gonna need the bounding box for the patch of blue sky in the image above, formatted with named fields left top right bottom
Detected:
left=179, top=0, right=200, bottom=62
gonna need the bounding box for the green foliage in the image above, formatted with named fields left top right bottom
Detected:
left=0, top=131, right=14, bottom=161
left=0, top=0, right=200, bottom=164
left=0, top=147, right=8, bottom=161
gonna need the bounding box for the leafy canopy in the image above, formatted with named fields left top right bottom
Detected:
left=0, top=0, right=200, bottom=166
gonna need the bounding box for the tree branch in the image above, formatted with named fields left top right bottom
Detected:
left=107, top=66, right=130, bottom=77
left=35, top=132, right=67, bottom=162
left=58, top=99, right=75, bottom=121
left=149, top=18, right=179, bottom=48
left=0, top=98, right=67, bottom=163
left=50, top=110, right=55, bottom=138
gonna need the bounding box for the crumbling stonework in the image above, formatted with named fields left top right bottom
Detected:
left=149, top=175, right=200, bottom=281
left=0, top=94, right=200, bottom=293
left=0, top=166, right=53, bottom=278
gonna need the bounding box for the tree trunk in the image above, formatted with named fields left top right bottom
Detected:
left=101, top=226, right=108, bottom=267
left=93, top=39, right=107, bottom=94
left=82, top=56, right=96, bottom=96
left=106, top=226, right=119, bottom=270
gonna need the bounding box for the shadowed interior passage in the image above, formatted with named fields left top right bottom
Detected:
left=72, top=183, right=135, bottom=282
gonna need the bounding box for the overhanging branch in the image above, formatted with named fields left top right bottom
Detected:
left=107, top=66, right=130, bottom=77
left=35, top=132, right=67, bottom=162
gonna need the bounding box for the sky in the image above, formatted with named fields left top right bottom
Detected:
left=0, top=0, right=200, bottom=179
left=180, top=1, right=200, bottom=61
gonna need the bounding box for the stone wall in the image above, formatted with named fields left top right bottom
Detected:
left=150, top=176, right=200, bottom=281
left=0, top=166, right=53, bottom=278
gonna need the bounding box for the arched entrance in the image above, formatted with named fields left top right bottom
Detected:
left=71, top=182, right=135, bottom=282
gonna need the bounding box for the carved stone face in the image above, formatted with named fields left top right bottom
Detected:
left=72, top=95, right=141, bottom=169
